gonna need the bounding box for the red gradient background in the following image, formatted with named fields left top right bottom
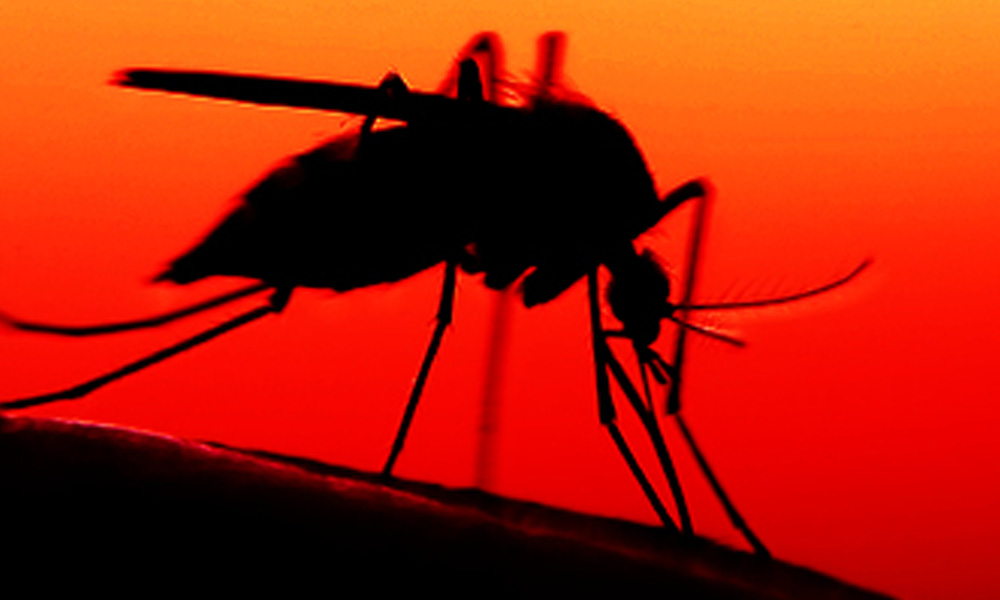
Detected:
left=2, top=3, right=998, bottom=598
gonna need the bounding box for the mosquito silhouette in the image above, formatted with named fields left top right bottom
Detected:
left=0, top=32, right=869, bottom=557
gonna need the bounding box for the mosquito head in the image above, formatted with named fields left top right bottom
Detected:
left=606, top=248, right=672, bottom=348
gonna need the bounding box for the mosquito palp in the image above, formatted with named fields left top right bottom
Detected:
left=664, top=314, right=746, bottom=347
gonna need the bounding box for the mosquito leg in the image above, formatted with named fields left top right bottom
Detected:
left=381, top=259, right=458, bottom=477
left=667, top=184, right=712, bottom=415
left=535, top=32, right=565, bottom=97
left=587, top=270, right=676, bottom=530
left=639, top=360, right=654, bottom=412
left=437, top=32, right=502, bottom=102
left=268, top=286, right=294, bottom=312
left=586, top=270, right=615, bottom=426
left=659, top=178, right=771, bottom=554
left=604, top=347, right=693, bottom=535
left=606, top=421, right=676, bottom=531
left=0, top=300, right=279, bottom=411
left=475, top=286, right=512, bottom=490
left=675, top=413, right=771, bottom=558
left=0, top=282, right=271, bottom=337
left=381, top=58, right=486, bottom=478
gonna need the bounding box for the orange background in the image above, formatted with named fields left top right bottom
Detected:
left=2, top=2, right=998, bottom=597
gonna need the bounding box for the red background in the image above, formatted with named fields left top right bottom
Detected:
left=2, top=3, right=998, bottom=598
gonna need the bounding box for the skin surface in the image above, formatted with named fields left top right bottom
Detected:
left=1, top=414, right=893, bottom=597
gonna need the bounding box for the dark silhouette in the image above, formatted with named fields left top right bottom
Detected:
left=0, top=32, right=870, bottom=557
left=0, top=414, right=895, bottom=597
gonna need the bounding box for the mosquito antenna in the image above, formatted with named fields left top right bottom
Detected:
left=663, top=313, right=745, bottom=347
left=677, top=259, right=871, bottom=311
left=0, top=302, right=277, bottom=411
left=0, top=282, right=271, bottom=337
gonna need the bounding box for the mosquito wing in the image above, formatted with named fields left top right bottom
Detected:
left=114, top=69, right=519, bottom=122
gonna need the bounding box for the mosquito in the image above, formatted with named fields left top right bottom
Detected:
left=0, top=32, right=869, bottom=557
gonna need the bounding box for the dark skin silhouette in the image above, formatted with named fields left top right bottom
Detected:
left=0, top=32, right=870, bottom=557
